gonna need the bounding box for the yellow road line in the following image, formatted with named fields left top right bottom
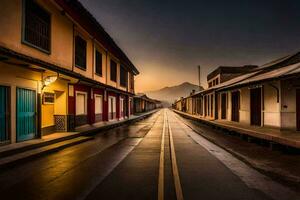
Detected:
left=167, top=112, right=184, bottom=200
left=158, top=110, right=166, bottom=200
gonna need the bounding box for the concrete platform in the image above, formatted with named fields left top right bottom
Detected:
left=173, top=109, right=300, bottom=149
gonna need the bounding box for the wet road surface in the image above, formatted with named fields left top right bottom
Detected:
left=0, top=109, right=298, bottom=200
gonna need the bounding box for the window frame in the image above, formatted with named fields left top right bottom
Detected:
left=94, top=48, right=103, bottom=76
left=22, top=0, right=52, bottom=54
left=74, top=34, right=87, bottom=70
left=130, top=73, right=134, bottom=90
left=108, top=96, right=116, bottom=113
left=110, top=59, right=117, bottom=82
left=120, top=65, right=128, bottom=87
left=94, top=94, right=103, bottom=114
left=75, top=91, right=87, bottom=116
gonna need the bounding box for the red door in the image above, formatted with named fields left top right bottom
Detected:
left=231, top=91, right=240, bottom=122
left=297, top=89, right=300, bottom=131
left=215, top=93, right=219, bottom=119
left=221, top=93, right=227, bottom=119
left=250, top=88, right=262, bottom=126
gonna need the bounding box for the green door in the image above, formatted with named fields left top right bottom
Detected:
left=0, top=86, right=9, bottom=142
left=17, top=88, right=37, bottom=142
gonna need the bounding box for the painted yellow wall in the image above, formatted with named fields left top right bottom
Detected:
left=0, top=62, right=42, bottom=143
left=42, top=78, right=68, bottom=128
left=0, top=0, right=136, bottom=94
left=0, top=0, right=73, bottom=70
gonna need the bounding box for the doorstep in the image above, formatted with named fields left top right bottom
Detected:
left=173, top=109, right=300, bottom=149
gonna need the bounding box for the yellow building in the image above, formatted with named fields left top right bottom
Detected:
left=0, top=0, right=139, bottom=144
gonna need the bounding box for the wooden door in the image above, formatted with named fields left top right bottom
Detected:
left=297, top=89, right=300, bottom=131
left=215, top=93, right=219, bottom=119
left=16, top=88, right=36, bottom=142
left=221, top=93, right=227, bottom=119
left=250, top=88, right=261, bottom=126
left=0, top=86, right=9, bottom=142
left=231, top=91, right=240, bottom=122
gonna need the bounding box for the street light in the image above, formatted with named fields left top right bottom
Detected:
left=42, top=75, right=58, bottom=90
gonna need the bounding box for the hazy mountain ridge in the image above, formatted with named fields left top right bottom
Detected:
left=145, top=82, right=204, bottom=106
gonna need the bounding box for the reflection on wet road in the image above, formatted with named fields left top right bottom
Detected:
left=0, top=109, right=298, bottom=200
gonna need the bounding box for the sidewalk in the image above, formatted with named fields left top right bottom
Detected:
left=0, top=109, right=159, bottom=169
left=173, top=109, right=300, bottom=149
left=76, top=109, right=159, bottom=134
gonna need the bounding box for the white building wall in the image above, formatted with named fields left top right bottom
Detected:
left=263, top=82, right=281, bottom=127
left=280, top=78, right=298, bottom=130
left=239, top=87, right=250, bottom=125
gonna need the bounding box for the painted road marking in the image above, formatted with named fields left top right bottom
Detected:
left=173, top=112, right=299, bottom=200
left=158, top=110, right=166, bottom=200
left=167, top=111, right=184, bottom=200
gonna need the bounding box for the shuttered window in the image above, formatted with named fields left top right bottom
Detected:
left=120, top=65, right=128, bottom=87
left=130, top=73, right=134, bottom=90
left=76, top=92, right=87, bottom=115
left=23, top=0, right=51, bottom=52
left=94, top=95, right=103, bottom=114
left=110, top=60, right=117, bottom=82
left=95, top=50, right=102, bottom=76
left=75, top=35, right=87, bottom=69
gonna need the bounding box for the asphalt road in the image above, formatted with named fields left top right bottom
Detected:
left=0, top=109, right=297, bottom=200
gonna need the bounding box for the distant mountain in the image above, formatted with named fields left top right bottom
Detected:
left=145, top=82, right=204, bottom=107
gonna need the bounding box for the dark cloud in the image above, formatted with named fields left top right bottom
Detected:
left=80, top=0, right=300, bottom=91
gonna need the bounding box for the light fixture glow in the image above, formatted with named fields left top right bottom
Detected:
left=42, top=75, right=58, bottom=89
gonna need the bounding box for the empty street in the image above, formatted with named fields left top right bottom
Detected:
left=0, top=109, right=298, bottom=200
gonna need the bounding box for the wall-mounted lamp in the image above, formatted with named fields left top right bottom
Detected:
left=42, top=75, right=58, bottom=90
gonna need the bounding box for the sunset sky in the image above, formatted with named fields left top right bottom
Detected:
left=80, top=0, right=300, bottom=92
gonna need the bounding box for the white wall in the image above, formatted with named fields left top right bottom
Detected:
left=263, top=82, right=281, bottom=127
left=239, top=87, right=250, bottom=125
left=280, top=78, right=298, bottom=130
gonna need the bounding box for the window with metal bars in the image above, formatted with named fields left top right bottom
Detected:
left=120, top=65, right=128, bottom=87
left=95, top=50, right=102, bottom=76
left=23, top=0, right=51, bottom=53
left=75, top=35, right=87, bottom=69
left=110, top=60, right=117, bottom=82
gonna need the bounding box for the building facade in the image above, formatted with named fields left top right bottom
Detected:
left=174, top=53, right=300, bottom=131
left=0, top=0, right=139, bottom=144
left=133, top=94, right=162, bottom=113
